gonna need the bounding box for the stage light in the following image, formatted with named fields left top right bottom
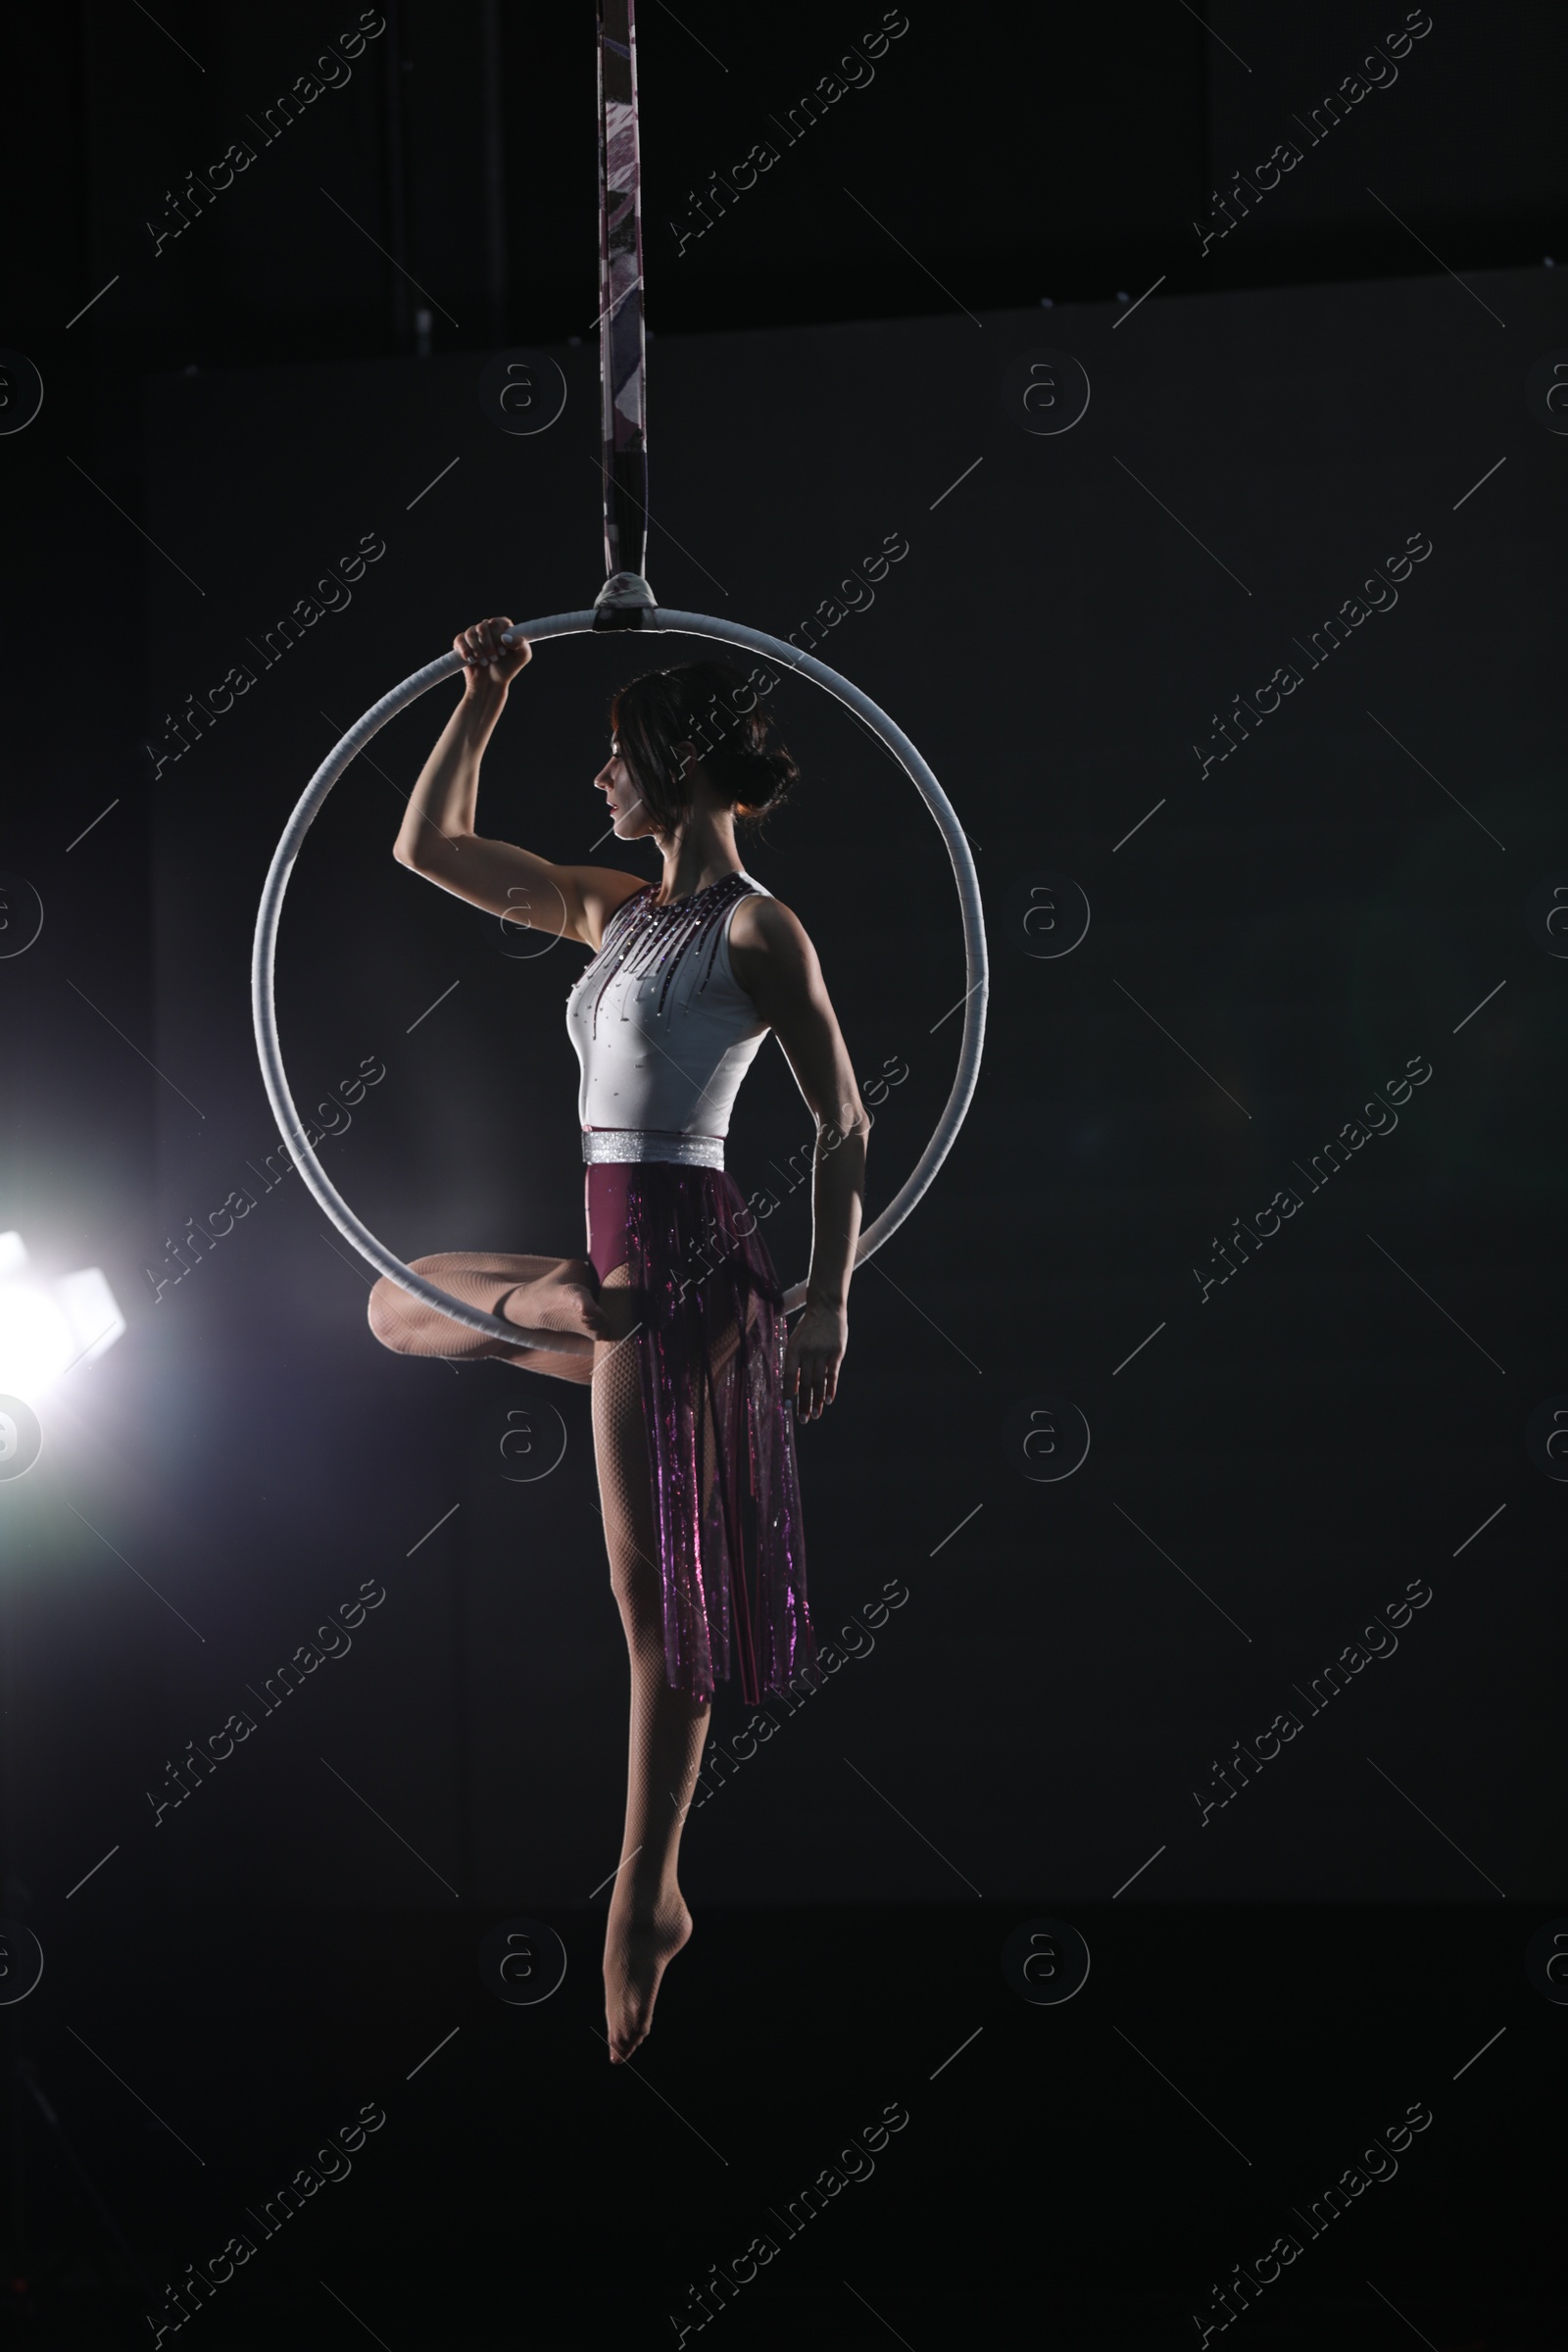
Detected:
left=0, top=1232, right=124, bottom=1402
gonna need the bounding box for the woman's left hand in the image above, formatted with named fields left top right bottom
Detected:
left=784, top=1301, right=847, bottom=1421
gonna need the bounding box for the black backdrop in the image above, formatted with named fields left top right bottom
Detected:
left=3, top=3, right=1567, bottom=2332
left=57, top=259, right=1551, bottom=1917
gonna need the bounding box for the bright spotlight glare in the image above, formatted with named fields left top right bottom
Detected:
left=57, top=1268, right=126, bottom=1364
left=0, top=1232, right=126, bottom=1402
left=0, top=1282, right=77, bottom=1396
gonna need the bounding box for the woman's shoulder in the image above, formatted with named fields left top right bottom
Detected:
left=728, top=887, right=805, bottom=952
left=726, top=889, right=823, bottom=1001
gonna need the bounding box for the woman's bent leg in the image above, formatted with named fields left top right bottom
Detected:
left=367, top=1251, right=600, bottom=1383
left=592, top=1266, right=708, bottom=2062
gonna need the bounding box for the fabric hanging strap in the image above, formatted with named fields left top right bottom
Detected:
left=597, top=0, right=650, bottom=587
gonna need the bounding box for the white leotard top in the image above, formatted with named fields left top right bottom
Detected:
left=565, top=871, right=771, bottom=1145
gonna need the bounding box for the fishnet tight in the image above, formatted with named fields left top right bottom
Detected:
left=366, top=1252, right=596, bottom=1382
left=592, top=1266, right=711, bottom=1914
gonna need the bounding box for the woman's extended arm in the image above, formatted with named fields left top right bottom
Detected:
left=393, top=615, right=644, bottom=950
left=728, top=897, right=869, bottom=1421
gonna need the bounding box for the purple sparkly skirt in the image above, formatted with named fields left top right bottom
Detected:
left=589, top=1161, right=815, bottom=1708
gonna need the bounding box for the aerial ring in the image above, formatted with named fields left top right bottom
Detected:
left=251, top=609, right=988, bottom=1350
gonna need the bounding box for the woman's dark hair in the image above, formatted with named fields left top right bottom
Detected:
left=610, top=659, right=798, bottom=832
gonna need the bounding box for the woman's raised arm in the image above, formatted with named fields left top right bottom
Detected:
left=393, top=615, right=646, bottom=950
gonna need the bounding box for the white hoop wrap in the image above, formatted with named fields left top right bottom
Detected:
left=251, top=610, right=987, bottom=1350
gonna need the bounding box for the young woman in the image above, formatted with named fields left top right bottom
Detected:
left=368, top=616, right=869, bottom=2062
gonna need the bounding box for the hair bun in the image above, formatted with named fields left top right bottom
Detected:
left=611, top=657, right=799, bottom=831
left=734, top=742, right=797, bottom=822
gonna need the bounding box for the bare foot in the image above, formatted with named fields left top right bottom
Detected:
left=500, top=1259, right=611, bottom=1342
left=603, top=1889, right=693, bottom=2064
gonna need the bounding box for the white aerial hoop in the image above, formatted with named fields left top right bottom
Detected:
left=251, top=600, right=986, bottom=1352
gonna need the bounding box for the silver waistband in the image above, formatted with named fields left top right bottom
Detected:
left=581, top=1128, right=725, bottom=1169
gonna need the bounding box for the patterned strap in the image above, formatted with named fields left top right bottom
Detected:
left=596, top=0, right=649, bottom=582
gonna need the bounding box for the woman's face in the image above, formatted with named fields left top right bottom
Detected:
left=594, top=737, right=656, bottom=840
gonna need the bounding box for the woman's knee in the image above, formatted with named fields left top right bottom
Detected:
left=368, top=1256, right=462, bottom=1352
left=368, top=1273, right=421, bottom=1352
left=608, top=1541, right=663, bottom=1632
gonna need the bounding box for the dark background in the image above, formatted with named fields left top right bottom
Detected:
left=1, top=2, right=1565, bottom=2344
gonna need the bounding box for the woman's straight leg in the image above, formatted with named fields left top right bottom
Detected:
left=591, top=1265, right=709, bottom=2063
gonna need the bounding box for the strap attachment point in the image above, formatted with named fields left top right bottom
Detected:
left=593, top=570, right=657, bottom=629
